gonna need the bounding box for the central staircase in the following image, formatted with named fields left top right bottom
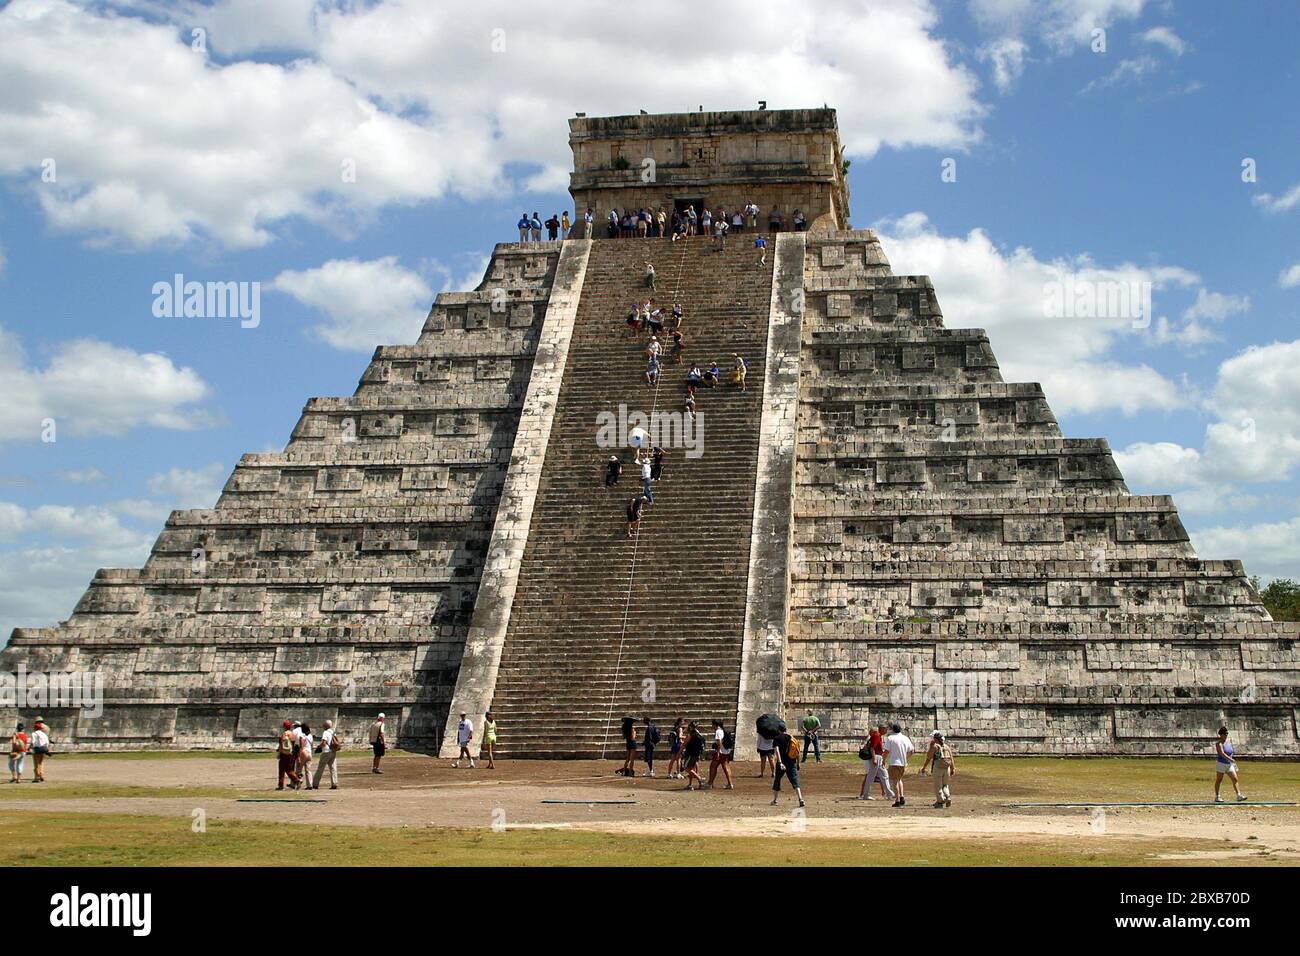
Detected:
left=488, top=236, right=776, bottom=756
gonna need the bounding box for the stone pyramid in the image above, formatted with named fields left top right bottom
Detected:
left=3, top=108, right=1295, bottom=756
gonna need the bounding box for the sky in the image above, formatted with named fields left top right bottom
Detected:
left=0, top=0, right=1298, bottom=639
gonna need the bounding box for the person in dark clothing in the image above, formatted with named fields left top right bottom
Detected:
left=627, top=494, right=644, bottom=538
left=642, top=716, right=660, bottom=777
left=681, top=722, right=706, bottom=791
left=619, top=716, right=637, bottom=776
left=771, top=729, right=806, bottom=808
left=605, top=455, right=622, bottom=487
left=650, top=446, right=665, bottom=481
left=545, top=213, right=560, bottom=240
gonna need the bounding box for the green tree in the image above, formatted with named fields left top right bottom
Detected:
left=1252, top=577, right=1300, bottom=621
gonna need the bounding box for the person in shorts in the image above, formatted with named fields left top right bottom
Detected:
left=681, top=722, right=705, bottom=791
left=369, top=713, right=387, bottom=774
left=666, top=718, right=685, bottom=779
left=1214, top=726, right=1247, bottom=803
left=756, top=731, right=776, bottom=779
left=706, top=720, right=735, bottom=790
left=771, top=728, right=805, bottom=808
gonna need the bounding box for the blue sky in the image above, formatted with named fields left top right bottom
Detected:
left=1, top=0, right=1299, bottom=638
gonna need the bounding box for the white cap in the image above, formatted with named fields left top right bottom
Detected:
left=377, top=712, right=385, bottom=720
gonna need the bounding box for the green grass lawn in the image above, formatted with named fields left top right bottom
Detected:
left=0, top=810, right=1262, bottom=867
left=0, top=783, right=243, bottom=802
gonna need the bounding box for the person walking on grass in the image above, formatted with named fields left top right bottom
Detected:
left=800, top=710, right=822, bottom=763
left=277, top=719, right=301, bottom=790
left=1214, top=726, right=1247, bottom=803
left=756, top=729, right=776, bottom=779
left=666, top=718, right=685, bottom=779
left=884, top=723, right=915, bottom=807
left=859, top=724, right=894, bottom=801
left=705, top=720, right=735, bottom=790
left=682, top=722, right=705, bottom=790
left=453, top=711, right=475, bottom=768
left=771, top=725, right=805, bottom=808
left=29, top=720, right=50, bottom=783
left=313, top=720, right=340, bottom=790
left=483, top=711, right=498, bottom=770
left=643, top=715, right=660, bottom=777
left=370, top=713, right=387, bottom=774
left=297, top=723, right=315, bottom=790
left=8, top=722, right=27, bottom=784
left=619, top=716, right=638, bottom=777
left=919, top=731, right=955, bottom=808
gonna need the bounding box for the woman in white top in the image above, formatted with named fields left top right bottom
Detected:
left=297, top=724, right=314, bottom=790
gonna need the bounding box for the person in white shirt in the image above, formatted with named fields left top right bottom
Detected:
left=29, top=720, right=51, bottom=783
left=297, top=724, right=315, bottom=789
left=705, top=720, right=735, bottom=790
left=453, top=712, right=475, bottom=768
left=313, top=720, right=339, bottom=789
left=884, top=724, right=916, bottom=807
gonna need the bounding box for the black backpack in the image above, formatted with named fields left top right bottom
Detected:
left=646, top=724, right=661, bottom=746
left=722, top=730, right=735, bottom=751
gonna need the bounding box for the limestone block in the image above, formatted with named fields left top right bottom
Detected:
left=320, top=585, right=391, bottom=613
left=1085, top=642, right=1172, bottom=671
left=878, top=459, right=926, bottom=484
left=911, top=581, right=984, bottom=609
left=273, top=645, right=355, bottom=673
left=197, top=586, right=266, bottom=614
left=76, top=706, right=178, bottom=741
left=136, top=646, right=215, bottom=674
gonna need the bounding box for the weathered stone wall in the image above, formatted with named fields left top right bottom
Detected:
left=0, top=244, right=568, bottom=751
left=569, top=108, right=849, bottom=235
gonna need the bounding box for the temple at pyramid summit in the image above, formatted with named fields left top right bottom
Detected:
left=4, top=107, right=1298, bottom=756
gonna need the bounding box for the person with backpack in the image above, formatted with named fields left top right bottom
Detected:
left=681, top=722, right=705, bottom=791
left=666, top=718, right=685, bottom=779
left=619, top=716, right=638, bottom=777
left=276, top=719, right=301, bottom=790
left=919, top=730, right=956, bottom=808
left=29, top=720, right=50, bottom=783
left=706, top=720, right=735, bottom=790
left=313, top=719, right=340, bottom=790
left=642, top=716, right=660, bottom=777
left=884, top=723, right=916, bottom=807
left=859, top=724, right=894, bottom=801
left=800, top=710, right=822, bottom=763
left=8, top=721, right=28, bottom=784
left=771, top=725, right=805, bottom=808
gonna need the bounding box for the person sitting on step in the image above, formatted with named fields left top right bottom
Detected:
left=703, top=362, right=720, bottom=387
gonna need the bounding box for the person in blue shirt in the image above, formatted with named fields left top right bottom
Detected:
left=1214, top=726, right=1247, bottom=803
left=517, top=213, right=530, bottom=242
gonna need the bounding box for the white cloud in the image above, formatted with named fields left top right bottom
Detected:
left=0, top=325, right=217, bottom=443
left=1140, top=26, right=1187, bottom=57
left=146, top=463, right=227, bottom=509
left=1281, top=263, right=1300, bottom=289
left=970, top=0, right=1148, bottom=51
left=57, top=467, right=109, bottom=486
left=1254, top=184, right=1300, bottom=215
left=1192, top=516, right=1300, bottom=582
left=1153, top=287, right=1250, bottom=347
left=873, top=212, right=1195, bottom=416
left=270, top=256, right=434, bottom=352
left=979, top=37, right=1029, bottom=93
left=0, top=0, right=986, bottom=249
left=1080, top=54, right=1160, bottom=94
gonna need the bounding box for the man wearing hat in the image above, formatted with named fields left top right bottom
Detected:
left=369, top=713, right=386, bottom=774
left=29, top=719, right=50, bottom=783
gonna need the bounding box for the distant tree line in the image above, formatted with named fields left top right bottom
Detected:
left=1252, top=577, right=1300, bottom=622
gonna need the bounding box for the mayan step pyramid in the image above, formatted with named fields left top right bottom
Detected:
left=3, top=108, right=1297, bottom=755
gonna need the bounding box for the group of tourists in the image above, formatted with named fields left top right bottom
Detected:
left=7, top=718, right=50, bottom=784
left=603, top=202, right=807, bottom=241
left=274, top=717, right=344, bottom=790
left=514, top=203, right=809, bottom=244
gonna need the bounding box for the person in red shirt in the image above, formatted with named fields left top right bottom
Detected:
left=859, top=724, right=894, bottom=801
left=8, top=722, right=28, bottom=783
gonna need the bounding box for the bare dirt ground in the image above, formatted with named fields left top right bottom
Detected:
left=5, top=752, right=1298, bottom=862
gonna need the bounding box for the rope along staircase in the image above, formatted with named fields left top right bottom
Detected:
left=487, top=235, right=777, bottom=757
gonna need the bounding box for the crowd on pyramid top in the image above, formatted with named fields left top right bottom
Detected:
left=516, top=203, right=808, bottom=242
